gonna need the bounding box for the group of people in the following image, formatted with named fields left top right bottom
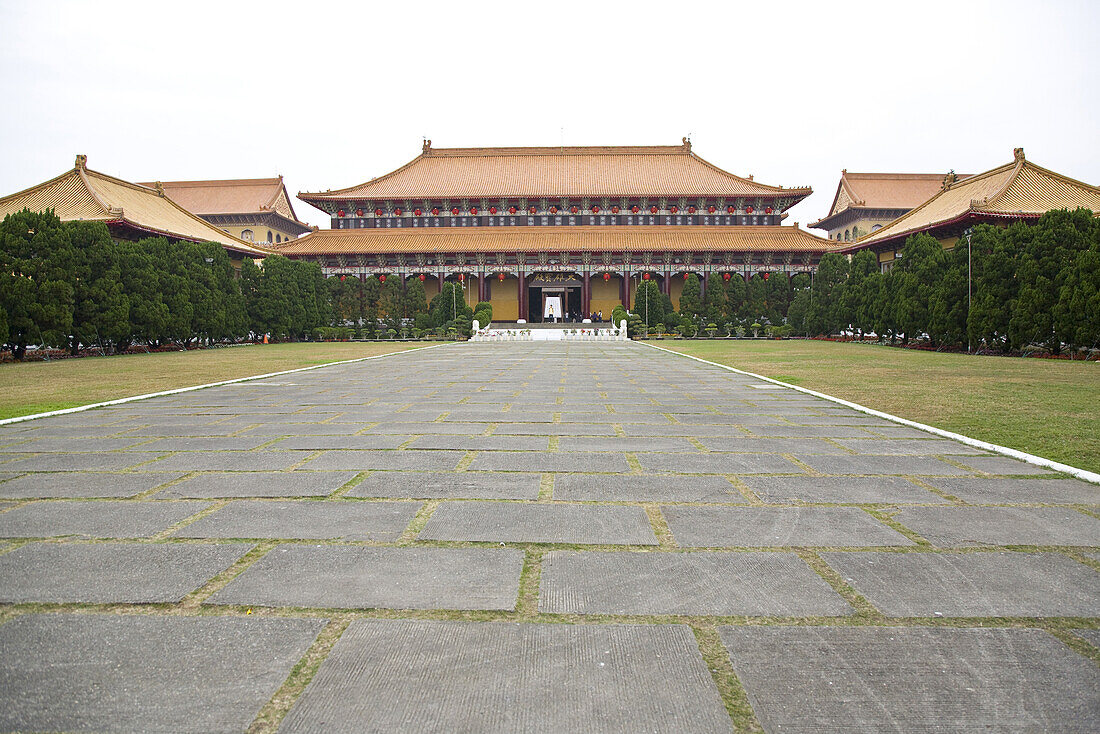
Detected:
left=547, top=310, right=604, bottom=324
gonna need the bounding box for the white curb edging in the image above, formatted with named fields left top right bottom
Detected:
left=0, top=343, right=452, bottom=427
left=641, top=341, right=1100, bottom=486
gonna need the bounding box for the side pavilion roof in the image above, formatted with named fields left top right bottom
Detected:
left=0, top=156, right=272, bottom=258
left=272, top=224, right=839, bottom=256
left=137, top=176, right=311, bottom=235
left=299, top=140, right=812, bottom=205
left=848, top=149, right=1100, bottom=250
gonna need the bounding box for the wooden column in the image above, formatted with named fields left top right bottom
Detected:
left=582, top=272, right=591, bottom=316
left=518, top=273, right=526, bottom=321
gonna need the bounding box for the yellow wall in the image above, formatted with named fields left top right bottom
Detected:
left=669, top=277, right=685, bottom=309
left=488, top=276, right=520, bottom=321
left=221, top=223, right=302, bottom=246
left=824, top=216, right=898, bottom=244
left=590, top=277, right=622, bottom=318
left=424, top=276, right=440, bottom=302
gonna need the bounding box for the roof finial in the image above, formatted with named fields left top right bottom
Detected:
left=154, top=181, right=164, bottom=196
left=422, top=138, right=432, bottom=154
left=1014, top=147, right=1025, bottom=162
left=75, top=154, right=87, bottom=170
left=942, top=170, right=957, bottom=190
left=682, top=136, right=691, bottom=151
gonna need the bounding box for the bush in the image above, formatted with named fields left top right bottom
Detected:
left=474, top=302, right=493, bottom=321
left=472, top=309, right=492, bottom=329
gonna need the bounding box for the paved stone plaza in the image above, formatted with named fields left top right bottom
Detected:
left=0, top=342, right=1097, bottom=732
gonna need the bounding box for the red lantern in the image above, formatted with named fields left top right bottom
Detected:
left=722, top=272, right=731, bottom=281
left=509, top=206, right=517, bottom=214
left=550, top=206, right=558, bottom=214
left=374, top=208, right=382, bottom=216
left=670, top=206, right=679, bottom=214
left=727, top=206, right=735, bottom=214
left=650, top=206, right=658, bottom=214
left=489, top=207, right=497, bottom=214
left=708, top=206, right=716, bottom=214
left=394, top=208, right=402, bottom=216
left=762, top=272, right=769, bottom=281
left=688, top=206, right=696, bottom=214
left=379, top=274, right=386, bottom=282
left=497, top=272, right=505, bottom=281
left=602, top=272, right=611, bottom=281
left=339, top=274, right=346, bottom=281
left=431, top=207, right=439, bottom=216
left=418, top=273, right=426, bottom=281
left=470, top=207, right=478, bottom=215
left=591, top=206, right=599, bottom=214
left=529, top=206, right=537, bottom=214
left=414, top=208, right=423, bottom=216
left=356, top=208, right=364, bottom=217
left=683, top=272, right=690, bottom=280
left=451, top=207, right=460, bottom=215
left=746, top=206, right=754, bottom=214
left=458, top=273, right=465, bottom=282
left=765, top=207, right=773, bottom=214
left=612, top=206, right=620, bottom=214
left=337, top=209, right=345, bottom=217
left=631, top=206, right=640, bottom=214
left=570, top=206, right=578, bottom=214
left=642, top=272, right=650, bottom=281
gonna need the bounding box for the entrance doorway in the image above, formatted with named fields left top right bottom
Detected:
left=527, top=278, right=582, bottom=323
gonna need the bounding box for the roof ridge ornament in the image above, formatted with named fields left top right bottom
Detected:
left=942, top=170, right=958, bottom=190
left=75, top=154, right=87, bottom=170
left=1014, top=147, right=1025, bottom=162
left=154, top=181, right=164, bottom=196
left=682, top=136, right=691, bottom=152
left=423, top=138, right=432, bottom=154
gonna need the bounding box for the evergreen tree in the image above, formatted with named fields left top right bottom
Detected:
left=403, top=276, right=429, bottom=323
left=631, top=279, right=664, bottom=326
left=787, top=273, right=812, bottom=335
left=806, top=253, right=849, bottom=336
left=723, top=273, right=746, bottom=323
left=378, top=276, right=404, bottom=330
left=1052, top=231, right=1100, bottom=351
left=703, top=273, right=727, bottom=325
left=0, top=209, right=77, bottom=358
left=677, top=273, right=702, bottom=320
left=967, top=223, right=1019, bottom=351
left=63, top=220, right=128, bottom=353
left=843, top=250, right=878, bottom=335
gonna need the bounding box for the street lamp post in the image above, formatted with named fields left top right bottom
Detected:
left=964, top=227, right=973, bottom=353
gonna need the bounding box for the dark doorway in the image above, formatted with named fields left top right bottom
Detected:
left=527, top=286, right=582, bottom=322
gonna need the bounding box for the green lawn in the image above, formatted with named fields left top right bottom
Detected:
left=658, top=339, right=1100, bottom=474
left=0, top=342, right=424, bottom=420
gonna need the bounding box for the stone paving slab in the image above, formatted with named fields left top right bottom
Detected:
left=175, top=499, right=420, bottom=541
left=280, top=619, right=732, bottom=734
left=208, top=545, right=523, bottom=611
left=557, top=436, right=699, bottom=452
left=894, top=506, right=1100, bottom=546
left=953, top=455, right=1058, bottom=475
left=0, top=499, right=209, bottom=538
left=540, top=551, right=852, bottom=616
left=265, top=434, right=412, bottom=450
left=920, top=477, right=1100, bottom=504
left=0, top=437, right=151, bottom=452
left=468, top=451, right=631, bottom=473
left=745, top=425, right=877, bottom=438
left=0, top=472, right=184, bottom=499
left=1075, top=629, right=1100, bottom=648
left=347, top=471, right=541, bottom=499
left=238, top=423, right=368, bottom=435
left=303, top=449, right=465, bottom=471
left=144, top=451, right=306, bottom=472
left=698, top=437, right=849, bottom=454
left=663, top=506, right=914, bottom=547
left=0, top=613, right=324, bottom=734
left=420, top=501, right=657, bottom=545
left=157, top=471, right=358, bottom=498
left=405, top=435, right=550, bottom=451
left=835, top=438, right=987, bottom=455
left=0, top=452, right=164, bottom=471
left=823, top=551, right=1100, bottom=616
left=122, top=437, right=272, bottom=451
left=795, top=454, right=971, bottom=475
left=364, top=421, right=495, bottom=435
left=553, top=473, right=744, bottom=502
left=637, top=452, right=803, bottom=474
left=492, top=422, right=618, bottom=436
left=0, top=541, right=252, bottom=602
left=621, top=422, right=785, bottom=436
left=720, top=626, right=1100, bottom=734
left=741, top=475, right=948, bottom=504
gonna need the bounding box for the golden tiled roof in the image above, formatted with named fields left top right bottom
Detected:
left=0, top=157, right=272, bottom=257
left=273, top=224, right=839, bottom=256
left=299, top=141, right=812, bottom=203
left=137, top=176, right=304, bottom=223
left=854, top=149, right=1100, bottom=248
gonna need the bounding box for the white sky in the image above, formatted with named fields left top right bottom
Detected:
left=1, top=0, right=1096, bottom=230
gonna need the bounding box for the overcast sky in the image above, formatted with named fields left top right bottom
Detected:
left=1, top=0, right=1096, bottom=230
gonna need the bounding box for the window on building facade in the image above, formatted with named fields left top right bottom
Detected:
left=276, top=234, right=282, bottom=243
left=267, top=231, right=273, bottom=243
left=844, top=230, right=850, bottom=242
left=871, top=224, right=882, bottom=231
left=241, top=229, right=254, bottom=241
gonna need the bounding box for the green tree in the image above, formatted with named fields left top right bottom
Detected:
left=63, top=220, right=128, bottom=353
left=632, top=279, right=664, bottom=326
left=806, top=252, right=849, bottom=336
left=0, top=209, right=77, bottom=358
left=723, top=273, right=746, bottom=322
left=677, top=273, right=702, bottom=321
left=704, top=273, right=727, bottom=326
left=967, top=223, right=1019, bottom=351
left=843, top=250, right=878, bottom=335
left=378, top=276, right=404, bottom=331
left=403, top=276, right=429, bottom=323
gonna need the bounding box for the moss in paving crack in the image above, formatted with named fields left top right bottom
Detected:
left=397, top=500, right=440, bottom=543
left=327, top=472, right=369, bottom=499
left=691, top=625, right=763, bottom=733
left=247, top=616, right=352, bottom=734
left=643, top=504, right=677, bottom=548
left=515, top=549, right=544, bottom=617
left=796, top=548, right=880, bottom=617
left=181, top=541, right=277, bottom=606
left=862, top=507, right=932, bottom=546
